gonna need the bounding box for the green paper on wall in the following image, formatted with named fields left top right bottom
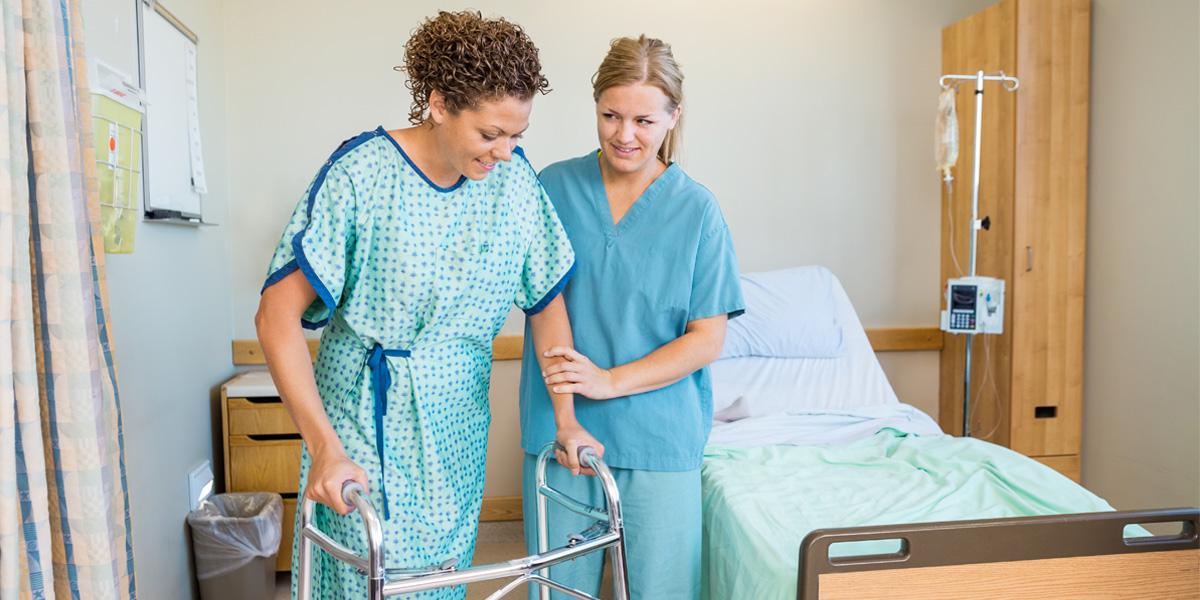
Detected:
left=92, top=93, right=143, bottom=254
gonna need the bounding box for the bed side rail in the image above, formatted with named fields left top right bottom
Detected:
left=798, top=507, right=1200, bottom=600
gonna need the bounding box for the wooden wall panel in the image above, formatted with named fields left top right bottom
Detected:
left=938, top=0, right=1018, bottom=445
left=866, top=328, right=943, bottom=352
left=233, top=338, right=320, bottom=364
left=233, top=328, right=943, bottom=366
left=232, top=336, right=521, bottom=364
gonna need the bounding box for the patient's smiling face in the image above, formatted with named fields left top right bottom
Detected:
left=595, top=83, right=680, bottom=176
left=431, top=92, right=532, bottom=182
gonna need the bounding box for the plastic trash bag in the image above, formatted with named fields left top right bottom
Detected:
left=187, top=492, right=283, bottom=580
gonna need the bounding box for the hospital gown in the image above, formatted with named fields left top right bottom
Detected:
left=262, top=128, right=574, bottom=599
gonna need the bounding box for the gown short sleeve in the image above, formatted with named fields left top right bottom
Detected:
left=515, top=184, right=575, bottom=315
left=689, top=207, right=745, bottom=322
left=262, top=162, right=358, bottom=328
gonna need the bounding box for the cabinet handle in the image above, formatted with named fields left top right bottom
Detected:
left=245, top=396, right=283, bottom=404
left=1026, top=246, right=1034, bottom=272
left=247, top=433, right=302, bottom=442
left=1035, top=406, right=1057, bottom=419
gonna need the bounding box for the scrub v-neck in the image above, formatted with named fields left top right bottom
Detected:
left=590, top=150, right=675, bottom=238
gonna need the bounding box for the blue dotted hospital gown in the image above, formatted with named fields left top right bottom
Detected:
left=262, top=128, right=574, bottom=599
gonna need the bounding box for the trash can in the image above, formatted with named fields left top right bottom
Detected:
left=188, top=492, right=284, bottom=600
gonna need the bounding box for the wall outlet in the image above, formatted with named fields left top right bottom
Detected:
left=187, top=460, right=214, bottom=511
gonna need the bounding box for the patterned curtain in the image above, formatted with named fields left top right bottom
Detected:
left=0, top=0, right=136, bottom=597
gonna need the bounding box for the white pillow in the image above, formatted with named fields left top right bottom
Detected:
left=711, top=268, right=898, bottom=417
left=720, top=266, right=844, bottom=359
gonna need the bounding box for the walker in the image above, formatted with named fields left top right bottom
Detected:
left=296, top=444, right=629, bottom=600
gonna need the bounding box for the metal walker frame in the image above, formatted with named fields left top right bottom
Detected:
left=296, top=444, right=629, bottom=600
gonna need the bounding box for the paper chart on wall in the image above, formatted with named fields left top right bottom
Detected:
left=91, top=60, right=144, bottom=253
left=185, top=45, right=207, bottom=194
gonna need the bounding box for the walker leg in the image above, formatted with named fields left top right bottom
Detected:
left=589, top=449, right=629, bottom=600
left=361, top=488, right=386, bottom=600
left=536, top=451, right=552, bottom=600
left=297, top=498, right=314, bottom=600
left=607, top=540, right=630, bottom=600
left=367, top=526, right=385, bottom=600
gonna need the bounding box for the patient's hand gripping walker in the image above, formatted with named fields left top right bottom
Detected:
left=296, top=444, right=629, bottom=600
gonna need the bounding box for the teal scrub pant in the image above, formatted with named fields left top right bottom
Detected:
left=520, top=453, right=701, bottom=600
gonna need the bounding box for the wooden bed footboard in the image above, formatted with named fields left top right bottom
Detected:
left=799, top=508, right=1199, bottom=599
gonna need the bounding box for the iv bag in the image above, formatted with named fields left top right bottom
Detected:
left=935, top=86, right=959, bottom=180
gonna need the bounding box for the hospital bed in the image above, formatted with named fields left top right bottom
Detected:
left=700, top=267, right=1199, bottom=600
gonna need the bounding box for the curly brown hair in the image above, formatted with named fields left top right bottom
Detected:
left=399, top=11, right=551, bottom=125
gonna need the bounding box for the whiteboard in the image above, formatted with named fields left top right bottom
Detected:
left=143, top=4, right=205, bottom=220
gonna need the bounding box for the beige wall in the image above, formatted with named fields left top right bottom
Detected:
left=220, top=0, right=994, bottom=496
left=224, top=0, right=995, bottom=338
left=83, top=0, right=235, bottom=598
left=878, top=352, right=941, bottom=418
left=1081, top=0, right=1199, bottom=509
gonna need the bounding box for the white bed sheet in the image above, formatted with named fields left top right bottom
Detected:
left=709, top=268, right=943, bottom=448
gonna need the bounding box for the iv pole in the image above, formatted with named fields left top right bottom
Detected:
left=938, top=70, right=1019, bottom=437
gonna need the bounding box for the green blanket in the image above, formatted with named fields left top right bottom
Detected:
left=701, top=430, right=1118, bottom=600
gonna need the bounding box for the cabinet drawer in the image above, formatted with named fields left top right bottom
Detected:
left=276, top=497, right=297, bottom=571
left=228, top=435, right=302, bottom=494
left=227, top=397, right=298, bottom=436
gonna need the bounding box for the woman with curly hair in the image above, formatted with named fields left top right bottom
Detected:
left=256, top=11, right=600, bottom=598
left=519, top=36, right=744, bottom=599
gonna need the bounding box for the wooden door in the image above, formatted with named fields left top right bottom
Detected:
left=1009, top=0, right=1090, bottom=457
left=938, top=0, right=1018, bottom=446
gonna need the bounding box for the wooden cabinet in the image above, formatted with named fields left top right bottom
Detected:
left=221, top=371, right=301, bottom=571
left=938, top=0, right=1090, bottom=482
left=220, top=368, right=522, bottom=573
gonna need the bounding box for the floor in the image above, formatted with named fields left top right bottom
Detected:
left=273, top=521, right=613, bottom=599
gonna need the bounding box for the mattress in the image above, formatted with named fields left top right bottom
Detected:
left=700, top=426, right=1119, bottom=600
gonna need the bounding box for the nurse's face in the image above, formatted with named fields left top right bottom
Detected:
left=595, top=83, right=680, bottom=175
left=430, top=91, right=532, bottom=180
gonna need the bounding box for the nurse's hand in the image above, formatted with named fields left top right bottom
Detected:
left=554, top=422, right=605, bottom=477
left=542, top=347, right=619, bottom=400
left=306, top=448, right=369, bottom=516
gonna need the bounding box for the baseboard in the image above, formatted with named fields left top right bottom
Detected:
left=481, top=496, right=522, bottom=522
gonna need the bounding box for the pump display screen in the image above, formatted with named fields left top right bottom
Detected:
left=951, top=285, right=977, bottom=311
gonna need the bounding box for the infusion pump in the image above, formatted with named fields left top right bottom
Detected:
left=940, top=276, right=1004, bottom=335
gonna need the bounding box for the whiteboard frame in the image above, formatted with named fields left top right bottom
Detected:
left=140, top=1, right=205, bottom=224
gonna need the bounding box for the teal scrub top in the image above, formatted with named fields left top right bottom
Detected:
left=519, top=151, right=745, bottom=471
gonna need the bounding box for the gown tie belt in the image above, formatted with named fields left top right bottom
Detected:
left=366, top=343, right=411, bottom=520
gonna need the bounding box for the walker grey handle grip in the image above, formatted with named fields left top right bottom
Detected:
left=554, top=442, right=597, bottom=464
left=341, top=480, right=366, bottom=506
